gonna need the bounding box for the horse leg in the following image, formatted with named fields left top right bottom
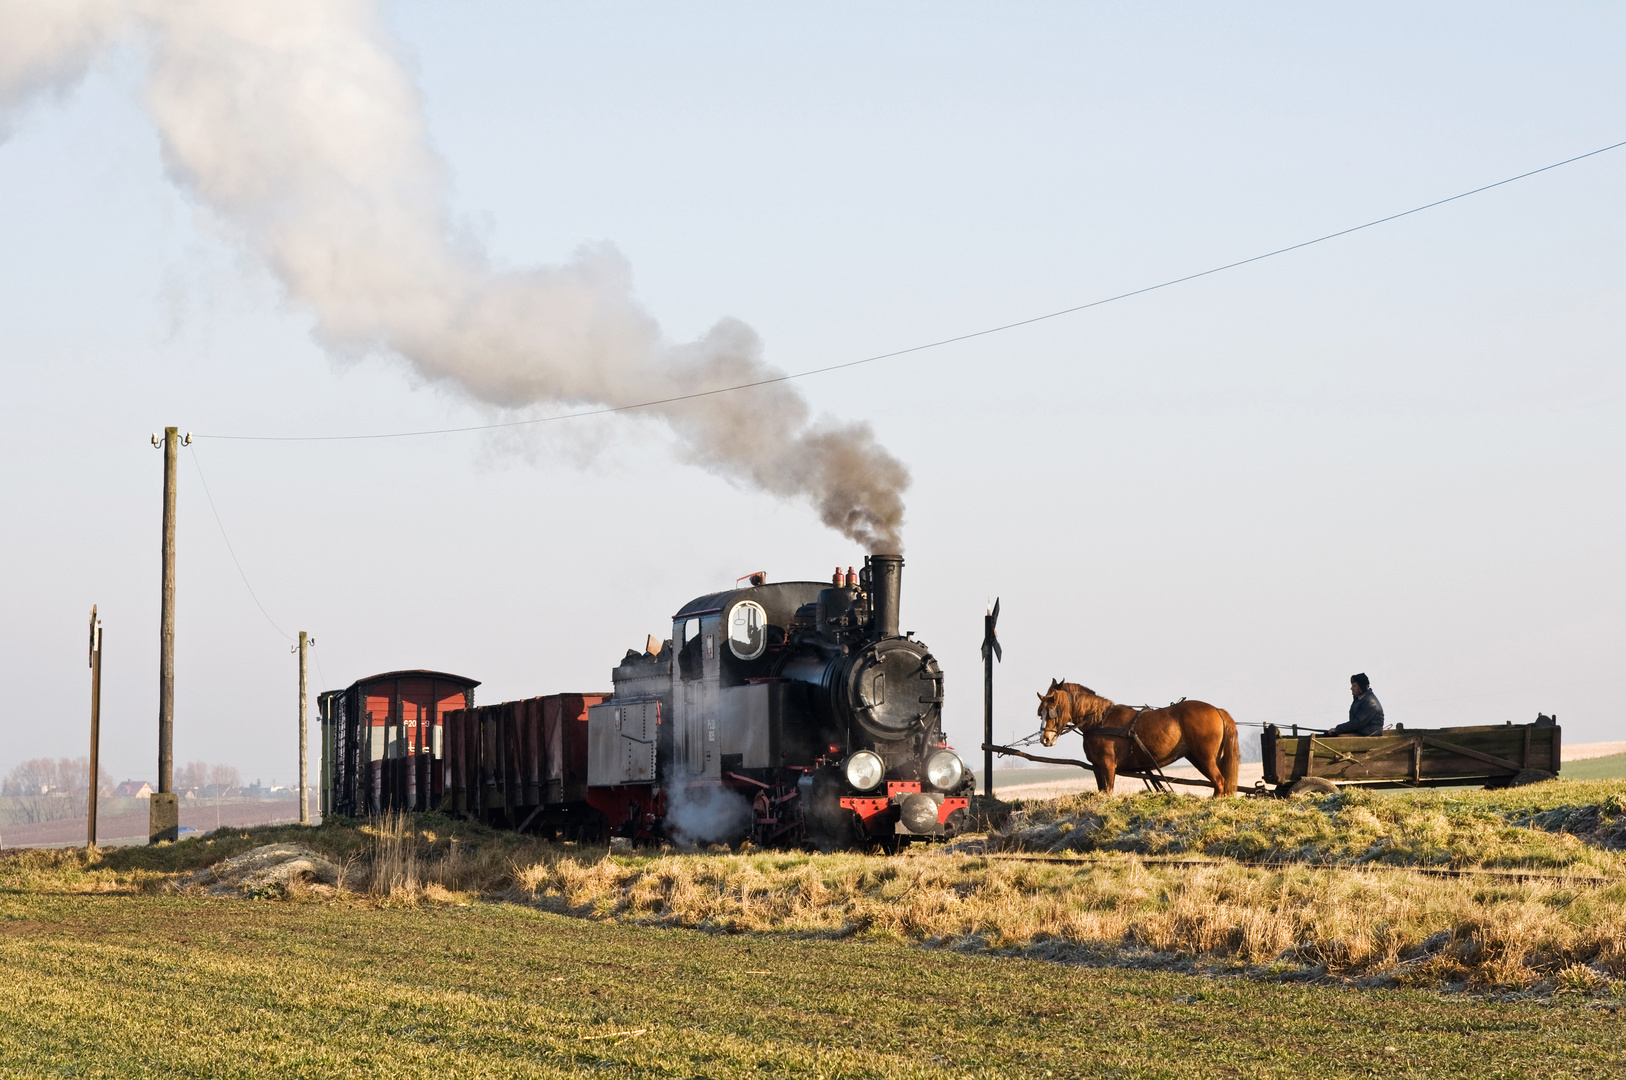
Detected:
left=1082, top=736, right=1113, bottom=792
left=1190, top=711, right=1242, bottom=797
left=1092, top=740, right=1119, bottom=794
left=1093, top=763, right=1114, bottom=792
left=1185, top=724, right=1236, bottom=797
left=1191, top=747, right=1226, bottom=797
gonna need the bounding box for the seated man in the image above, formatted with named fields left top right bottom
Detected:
left=1326, top=672, right=1384, bottom=736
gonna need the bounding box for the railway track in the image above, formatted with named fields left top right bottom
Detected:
left=953, top=851, right=1616, bottom=885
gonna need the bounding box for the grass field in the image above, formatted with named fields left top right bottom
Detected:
left=4, top=780, right=1626, bottom=1076
left=3, top=890, right=1624, bottom=1078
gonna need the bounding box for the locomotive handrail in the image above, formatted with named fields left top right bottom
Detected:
left=981, top=743, right=1217, bottom=789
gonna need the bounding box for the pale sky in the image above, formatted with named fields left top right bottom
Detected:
left=1, top=1, right=1622, bottom=787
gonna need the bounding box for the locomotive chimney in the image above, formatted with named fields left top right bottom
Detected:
left=869, top=553, right=903, bottom=639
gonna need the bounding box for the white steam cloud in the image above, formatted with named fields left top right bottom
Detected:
left=0, top=0, right=908, bottom=550
left=662, top=773, right=754, bottom=847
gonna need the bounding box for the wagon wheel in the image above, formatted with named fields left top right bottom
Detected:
left=1508, top=768, right=1557, bottom=788
left=1287, top=776, right=1339, bottom=798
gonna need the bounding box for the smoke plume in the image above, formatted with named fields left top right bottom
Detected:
left=0, top=0, right=908, bottom=550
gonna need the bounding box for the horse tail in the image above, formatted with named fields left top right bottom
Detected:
left=1217, top=710, right=1241, bottom=797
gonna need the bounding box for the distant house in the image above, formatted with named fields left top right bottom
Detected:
left=115, top=780, right=153, bottom=798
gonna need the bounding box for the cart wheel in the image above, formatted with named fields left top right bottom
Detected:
left=1508, top=769, right=1557, bottom=788
left=1287, top=777, right=1339, bottom=798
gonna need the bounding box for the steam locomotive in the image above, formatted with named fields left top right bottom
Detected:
left=320, top=554, right=973, bottom=848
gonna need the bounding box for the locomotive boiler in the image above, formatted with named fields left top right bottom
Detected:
left=587, top=553, right=972, bottom=847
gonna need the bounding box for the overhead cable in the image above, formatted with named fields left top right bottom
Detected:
left=189, top=443, right=294, bottom=641
left=200, top=138, right=1626, bottom=443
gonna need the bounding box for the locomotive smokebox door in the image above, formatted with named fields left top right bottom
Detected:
left=588, top=700, right=659, bottom=786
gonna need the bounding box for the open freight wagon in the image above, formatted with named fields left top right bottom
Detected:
left=441, top=693, right=610, bottom=837
left=1261, top=717, right=1560, bottom=795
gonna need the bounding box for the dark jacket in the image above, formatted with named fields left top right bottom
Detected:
left=1327, top=691, right=1384, bottom=737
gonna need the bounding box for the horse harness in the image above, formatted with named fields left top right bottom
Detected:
left=1081, top=697, right=1186, bottom=795
left=1090, top=707, right=1175, bottom=794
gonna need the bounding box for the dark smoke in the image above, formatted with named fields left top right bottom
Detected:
left=0, top=1, right=909, bottom=550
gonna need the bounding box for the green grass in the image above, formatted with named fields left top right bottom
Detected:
left=2, top=889, right=1624, bottom=1079
left=1566, top=753, right=1626, bottom=781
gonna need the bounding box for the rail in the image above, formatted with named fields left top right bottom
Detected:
left=957, top=851, right=1613, bottom=885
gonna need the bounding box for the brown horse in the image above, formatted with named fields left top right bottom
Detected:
left=1036, top=679, right=1241, bottom=796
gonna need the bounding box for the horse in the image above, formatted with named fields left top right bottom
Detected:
left=1036, top=679, right=1240, bottom=797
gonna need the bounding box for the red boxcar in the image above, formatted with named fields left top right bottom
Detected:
left=319, top=670, right=479, bottom=818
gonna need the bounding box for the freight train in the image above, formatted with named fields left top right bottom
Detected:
left=319, top=554, right=973, bottom=848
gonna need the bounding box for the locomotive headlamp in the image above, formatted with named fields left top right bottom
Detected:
left=842, top=750, right=885, bottom=792
left=925, top=750, right=964, bottom=792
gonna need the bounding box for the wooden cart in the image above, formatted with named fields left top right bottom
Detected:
left=1262, top=718, right=1560, bottom=796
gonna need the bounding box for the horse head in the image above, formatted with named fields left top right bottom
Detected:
left=1037, top=680, right=1077, bottom=746
left=1037, top=681, right=1109, bottom=746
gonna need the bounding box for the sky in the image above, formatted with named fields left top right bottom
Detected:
left=1, top=1, right=1622, bottom=788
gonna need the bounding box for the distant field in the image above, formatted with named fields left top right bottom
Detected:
left=0, top=798, right=304, bottom=848
left=1565, top=753, right=1626, bottom=781
left=991, top=766, right=1085, bottom=789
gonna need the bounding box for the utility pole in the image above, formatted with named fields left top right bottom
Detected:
left=980, top=598, right=1001, bottom=798
left=87, top=606, right=103, bottom=849
left=294, top=631, right=313, bottom=824
left=150, top=427, right=189, bottom=844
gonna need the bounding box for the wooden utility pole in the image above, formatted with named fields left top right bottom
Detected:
left=87, top=606, right=103, bottom=849
left=980, top=598, right=1001, bottom=798
left=150, top=427, right=188, bottom=844
left=296, top=631, right=311, bottom=824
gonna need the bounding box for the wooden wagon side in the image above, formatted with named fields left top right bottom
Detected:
left=1262, top=721, right=1560, bottom=792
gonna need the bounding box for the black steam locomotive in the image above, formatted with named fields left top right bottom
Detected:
left=320, top=554, right=973, bottom=848
left=588, top=553, right=972, bottom=847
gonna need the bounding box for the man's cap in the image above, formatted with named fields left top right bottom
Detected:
left=1351, top=672, right=1370, bottom=689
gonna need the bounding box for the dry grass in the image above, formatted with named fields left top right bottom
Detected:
left=493, top=849, right=1626, bottom=995
left=5, top=784, right=1626, bottom=997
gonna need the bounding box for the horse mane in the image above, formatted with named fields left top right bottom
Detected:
left=1057, top=681, right=1116, bottom=731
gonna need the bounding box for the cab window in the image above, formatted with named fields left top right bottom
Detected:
left=727, top=601, right=767, bottom=660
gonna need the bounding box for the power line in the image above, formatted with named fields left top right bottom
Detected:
left=188, top=444, right=293, bottom=641
left=1240, top=675, right=1616, bottom=728
left=198, top=137, right=1626, bottom=444
left=310, top=645, right=331, bottom=696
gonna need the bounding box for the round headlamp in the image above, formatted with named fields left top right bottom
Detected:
left=842, top=750, right=885, bottom=792
left=924, top=749, right=965, bottom=792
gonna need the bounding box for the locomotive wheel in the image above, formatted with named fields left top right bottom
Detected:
left=1287, top=776, right=1340, bottom=798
